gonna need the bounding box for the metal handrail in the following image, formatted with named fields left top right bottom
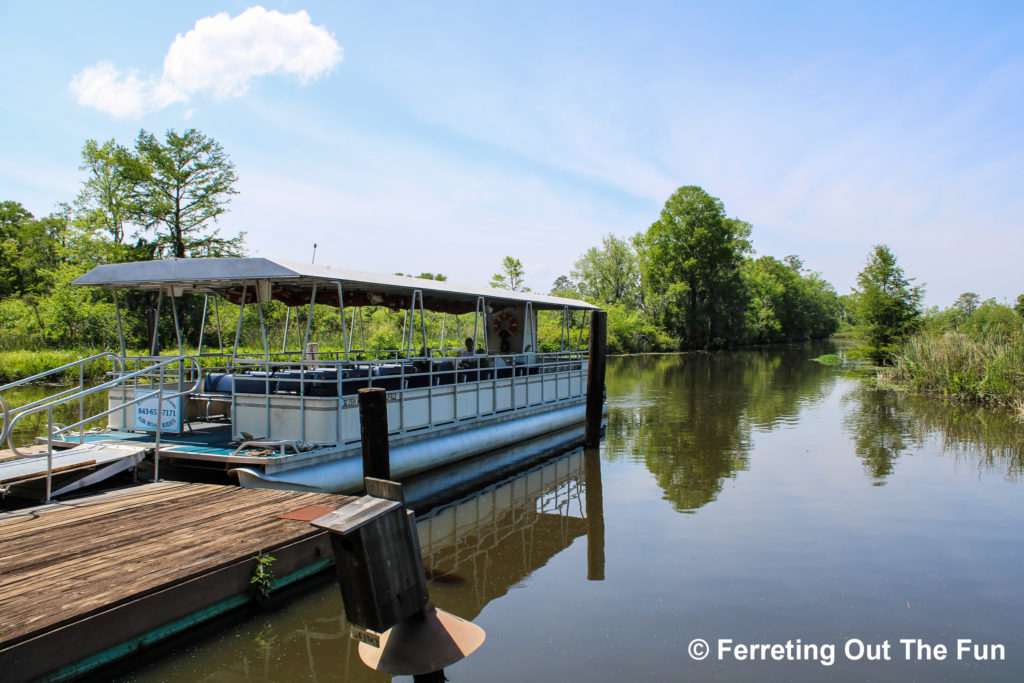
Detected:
left=4, top=355, right=202, bottom=502
left=3, top=355, right=202, bottom=456
left=0, top=393, right=8, bottom=450
left=0, top=352, right=125, bottom=445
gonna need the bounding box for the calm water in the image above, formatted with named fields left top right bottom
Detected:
left=110, top=343, right=1023, bottom=682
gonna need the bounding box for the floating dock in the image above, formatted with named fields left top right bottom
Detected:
left=0, top=482, right=353, bottom=681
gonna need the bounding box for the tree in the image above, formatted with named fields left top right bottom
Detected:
left=952, top=292, right=980, bottom=321
left=853, top=245, right=923, bottom=364
left=0, top=201, right=67, bottom=298
left=636, top=186, right=751, bottom=348
left=490, top=256, right=527, bottom=291
left=743, top=256, right=839, bottom=343
left=1014, top=294, right=1024, bottom=318
left=134, top=129, right=244, bottom=258
left=571, top=233, right=641, bottom=306
left=75, top=138, right=148, bottom=244
left=550, top=275, right=580, bottom=299
left=0, top=201, right=33, bottom=297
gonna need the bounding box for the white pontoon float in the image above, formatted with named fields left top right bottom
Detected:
left=0, top=258, right=600, bottom=497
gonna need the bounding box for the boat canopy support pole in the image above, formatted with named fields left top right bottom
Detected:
left=473, top=296, right=488, bottom=353
left=151, top=289, right=163, bottom=357
left=523, top=302, right=534, bottom=353
left=560, top=306, right=570, bottom=351
left=282, top=308, right=291, bottom=354
left=335, top=282, right=349, bottom=360
left=214, top=297, right=224, bottom=353
left=255, top=280, right=270, bottom=361
left=303, top=283, right=318, bottom=356
left=407, top=289, right=426, bottom=356
left=198, top=295, right=208, bottom=355
left=170, top=289, right=183, bottom=357
left=418, top=290, right=427, bottom=355
left=358, top=308, right=365, bottom=352
left=232, top=283, right=247, bottom=367
left=347, top=306, right=357, bottom=352
left=401, top=309, right=409, bottom=356
left=440, top=313, right=447, bottom=353
left=113, top=289, right=126, bottom=358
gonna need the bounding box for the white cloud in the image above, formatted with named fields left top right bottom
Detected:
left=69, top=6, right=341, bottom=118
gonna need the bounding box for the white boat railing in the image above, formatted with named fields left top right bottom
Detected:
left=2, top=356, right=203, bottom=500
left=114, top=348, right=588, bottom=446
left=0, top=352, right=125, bottom=448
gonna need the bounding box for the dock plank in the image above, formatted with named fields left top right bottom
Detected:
left=0, top=482, right=353, bottom=650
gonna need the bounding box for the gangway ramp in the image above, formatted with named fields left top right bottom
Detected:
left=0, top=441, right=147, bottom=498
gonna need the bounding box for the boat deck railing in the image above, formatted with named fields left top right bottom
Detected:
left=0, top=352, right=127, bottom=449
left=118, top=348, right=589, bottom=446
left=1, top=355, right=203, bottom=500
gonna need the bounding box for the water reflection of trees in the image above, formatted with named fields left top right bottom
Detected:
left=605, top=344, right=838, bottom=512
left=842, top=385, right=1024, bottom=484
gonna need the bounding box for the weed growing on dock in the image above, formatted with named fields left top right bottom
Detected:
left=250, top=551, right=276, bottom=601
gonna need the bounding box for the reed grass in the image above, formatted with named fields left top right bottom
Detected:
left=0, top=350, right=112, bottom=384
left=883, top=331, right=1024, bottom=408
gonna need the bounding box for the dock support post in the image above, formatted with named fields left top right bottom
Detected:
left=584, top=310, right=607, bottom=448
left=359, top=387, right=391, bottom=483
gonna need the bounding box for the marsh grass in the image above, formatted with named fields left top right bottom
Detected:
left=883, top=331, right=1024, bottom=408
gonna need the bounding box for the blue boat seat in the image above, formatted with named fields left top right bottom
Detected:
left=371, top=364, right=404, bottom=391
left=341, top=366, right=370, bottom=395
left=233, top=371, right=275, bottom=394
left=203, top=372, right=233, bottom=394
left=432, top=360, right=455, bottom=385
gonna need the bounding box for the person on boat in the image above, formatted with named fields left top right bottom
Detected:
left=459, top=338, right=476, bottom=369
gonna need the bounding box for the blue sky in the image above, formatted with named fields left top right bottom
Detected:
left=2, top=1, right=1023, bottom=307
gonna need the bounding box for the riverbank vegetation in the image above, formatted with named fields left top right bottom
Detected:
left=4, top=131, right=844, bottom=369
left=842, top=245, right=1024, bottom=409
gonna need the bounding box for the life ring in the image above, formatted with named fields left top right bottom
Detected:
left=492, top=311, right=518, bottom=336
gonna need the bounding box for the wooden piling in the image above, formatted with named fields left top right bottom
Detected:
left=584, top=310, right=607, bottom=448
left=359, top=387, right=391, bottom=482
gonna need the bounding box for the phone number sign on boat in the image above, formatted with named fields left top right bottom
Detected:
left=135, top=392, right=183, bottom=433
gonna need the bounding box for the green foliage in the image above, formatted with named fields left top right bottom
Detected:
left=637, top=186, right=751, bottom=348
left=953, top=292, right=980, bottom=320
left=606, top=304, right=673, bottom=353
left=250, top=551, right=276, bottom=600
left=1015, top=294, right=1024, bottom=317
left=852, top=245, right=924, bottom=364
left=742, top=256, right=839, bottom=344
left=134, top=128, right=244, bottom=258
left=0, top=350, right=114, bottom=383
left=886, top=331, right=1024, bottom=407
left=76, top=138, right=147, bottom=244
left=571, top=233, right=641, bottom=307
left=490, top=256, right=526, bottom=291
left=549, top=275, right=580, bottom=299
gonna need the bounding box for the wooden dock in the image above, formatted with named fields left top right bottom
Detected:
left=0, top=482, right=354, bottom=682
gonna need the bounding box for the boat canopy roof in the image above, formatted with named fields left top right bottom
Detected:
left=72, top=257, right=599, bottom=314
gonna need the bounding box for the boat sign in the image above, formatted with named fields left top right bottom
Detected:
left=135, top=391, right=183, bottom=433
left=350, top=624, right=381, bottom=648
